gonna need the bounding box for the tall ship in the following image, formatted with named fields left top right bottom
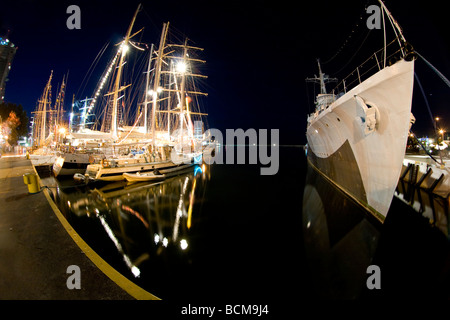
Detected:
left=29, top=71, right=69, bottom=166
left=67, top=4, right=208, bottom=181
left=305, top=1, right=416, bottom=222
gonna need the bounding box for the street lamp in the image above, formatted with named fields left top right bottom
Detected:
left=434, top=118, right=445, bottom=166
left=439, top=129, right=446, bottom=143
left=435, top=117, right=440, bottom=132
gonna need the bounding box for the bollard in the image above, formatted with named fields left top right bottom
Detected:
left=23, top=173, right=40, bottom=194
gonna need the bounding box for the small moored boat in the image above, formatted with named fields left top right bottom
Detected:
left=123, top=163, right=195, bottom=182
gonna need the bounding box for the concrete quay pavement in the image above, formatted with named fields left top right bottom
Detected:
left=0, top=155, right=136, bottom=300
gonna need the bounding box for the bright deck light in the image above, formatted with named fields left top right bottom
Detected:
left=121, top=44, right=129, bottom=55
left=176, top=61, right=187, bottom=73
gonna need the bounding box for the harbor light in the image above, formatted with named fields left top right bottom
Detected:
left=176, top=61, right=187, bottom=73
left=180, top=239, right=188, bottom=250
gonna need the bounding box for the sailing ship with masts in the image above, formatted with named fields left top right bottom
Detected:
left=29, top=71, right=69, bottom=166
left=305, top=1, right=416, bottom=222
left=51, top=72, right=93, bottom=177
left=73, top=4, right=209, bottom=181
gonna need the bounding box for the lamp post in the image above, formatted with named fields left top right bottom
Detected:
left=435, top=117, right=444, bottom=166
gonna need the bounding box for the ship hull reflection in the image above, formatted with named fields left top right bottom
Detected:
left=302, top=158, right=450, bottom=299
left=302, top=160, right=381, bottom=299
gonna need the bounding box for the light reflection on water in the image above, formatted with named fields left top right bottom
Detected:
left=40, top=147, right=386, bottom=300
left=38, top=147, right=449, bottom=300
left=39, top=147, right=309, bottom=300
left=302, top=161, right=381, bottom=299
left=42, top=163, right=211, bottom=296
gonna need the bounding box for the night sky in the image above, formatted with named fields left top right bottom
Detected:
left=1, top=0, right=450, bottom=144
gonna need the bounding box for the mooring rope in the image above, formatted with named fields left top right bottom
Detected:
left=416, top=51, right=450, bottom=89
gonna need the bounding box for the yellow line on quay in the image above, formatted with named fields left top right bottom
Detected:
left=33, top=164, right=160, bottom=300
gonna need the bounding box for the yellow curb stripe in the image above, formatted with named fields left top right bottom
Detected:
left=32, top=163, right=160, bottom=300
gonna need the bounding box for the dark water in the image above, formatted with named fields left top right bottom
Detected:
left=40, top=146, right=449, bottom=301
left=303, top=161, right=450, bottom=299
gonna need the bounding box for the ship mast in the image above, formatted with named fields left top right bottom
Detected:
left=143, top=43, right=154, bottom=134
left=110, top=3, right=141, bottom=140
left=306, top=59, right=337, bottom=95
left=69, top=94, right=75, bottom=133
left=378, top=0, right=407, bottom=58
left=148, top=22, right=208, bottom=152
left=54, top=73, right=68, bottom=137
left=165, top=38, right=208, bottom=148
left=317, top=60, right=327, bottom=94
left=179, top=38, right=188, bottom=151
left=41, top=71, right=53, bottom=145
left=151, top=22, right=169, bottom=148
left=32, top=71, right=53, bottom=147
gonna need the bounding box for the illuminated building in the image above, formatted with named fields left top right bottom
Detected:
left=0, top=37, right=17, bottom=103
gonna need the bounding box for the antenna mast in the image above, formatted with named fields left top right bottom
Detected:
left=305, top=59, right=337, bottom=95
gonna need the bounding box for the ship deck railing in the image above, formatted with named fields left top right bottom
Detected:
left=331, top=40, right=403, bottom=97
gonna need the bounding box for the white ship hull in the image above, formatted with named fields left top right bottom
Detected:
left=52, top=153, right=91, bottom=177
left=85, top=149, right=201, bottom=181
left=306, top=59, right=415, bottom=221
left=86, top=159, right=175, bottom=181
